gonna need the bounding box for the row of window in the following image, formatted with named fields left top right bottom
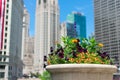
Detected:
left=3, top=0, right=10, bottom=51
left=0, top=58, right=6, bottom=62
left=0, top=1, right=9, bottom=79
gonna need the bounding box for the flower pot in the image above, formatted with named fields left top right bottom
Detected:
left=46, top=64, right=117, bottom=80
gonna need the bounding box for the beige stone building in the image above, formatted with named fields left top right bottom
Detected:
left=22, top=7, right=34, bottom=75
left=23, top=37, right=34, bottom=75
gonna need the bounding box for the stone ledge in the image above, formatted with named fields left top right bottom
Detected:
left=46, top=64, right=117, bottom=73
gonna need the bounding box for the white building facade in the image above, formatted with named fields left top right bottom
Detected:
left=0, top=0, right=24, bottom=80
left=34, top=0, right=60, bottom=73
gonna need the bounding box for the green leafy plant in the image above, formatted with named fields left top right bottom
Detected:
left=39, top=71, right=51, bottom=80
left=47, top=37, right=112, bottom=65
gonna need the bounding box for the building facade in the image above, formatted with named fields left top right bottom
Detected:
left=66, top=12, right=86, bottom=38
left=94, top=0, right=120, bottom=67
left=22, top=7, right=30, bottom=60
left=60, top=22, right=67, bottom=38
left=34, top=0, right=60, bottom=73
left=22, top=8, right=34, bottom=75
left=22, top=37, right=34, bottom=76
left=60, top=22, right=67, bottom=46
left=0, top=0, right=24, bottom=80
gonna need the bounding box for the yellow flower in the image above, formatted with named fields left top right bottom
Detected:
left=72, top=39, right=78, bottom=43
left=47, top=60, right=51, bottom=65
left=98, top=43, right=104, bottom=47
left=69, top=58, right=75, bottom=62
left=76, top=60, right=81, bottom=63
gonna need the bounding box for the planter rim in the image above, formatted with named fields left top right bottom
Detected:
left=46, top=64, right=117, bottom=73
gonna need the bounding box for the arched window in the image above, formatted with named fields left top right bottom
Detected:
left=44, top=0, right=47, bottom=3
left=38, top=0, right=41, bottom=4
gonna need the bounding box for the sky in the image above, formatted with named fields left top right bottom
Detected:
left=23, top=0, right=94, bottom=38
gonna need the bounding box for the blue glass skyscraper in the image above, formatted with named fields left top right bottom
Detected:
left=66, top=12, right=86, bottom=38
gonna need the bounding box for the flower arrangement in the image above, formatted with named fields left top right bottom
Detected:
left=47, top=37, right=112, bottom=65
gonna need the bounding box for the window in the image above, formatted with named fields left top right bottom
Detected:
left=4, top=39, right=7, bottom=43
left=4, top=45, right=6, bottom=49
left=5, top=33, right=7, bottom=37
left=0, top=72, right=5, bottom=78
left=4, top=52, right=6, bottom=55
left=9, top=66, right=12, bottom=70
left=7, top=0, right=9, bottom=2
left=53, top=1, right=55, bottom=4
left=0, top=65, right=5, bottom=69
left=0, top=51, right=2, bottom=55
left=5, top=27, right=7, bottom=31
left=38, top=0, right=41, bottom=4
left=0, top=58, right=2, bottom=61
left=6, top=15, right=8, bottom=19
left=6, top=21, right=8, bottom=25
left=44, top=0, right=46, bottom=3
left=7, top=4, right=9, bottom=8
left=3, top=58, right=6, bottom=62
left=6, top=10, right=8, bottom=13
left=24, top=55, right=27, bottom=57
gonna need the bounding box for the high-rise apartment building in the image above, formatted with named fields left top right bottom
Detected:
left=22, top=8, right=34, bottom=75
left=34, top=0, right=60, bottom=73
left=0, top=0, right=24, bottom=80
left=94, top=0, right=120, bottom=67
left=67, top=12, right=86, bottom=38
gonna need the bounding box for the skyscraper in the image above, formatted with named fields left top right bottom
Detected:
left=22, top=7, right=34, bottom=75
left=94, top=0, right=120, bottom=67
left=34, top=0, right=60, bottom=73
left=22, top=7, right=30, bottom=60
left=0, top=0, right=24, bottom=80
left=67, top=12, right=86, bottom=38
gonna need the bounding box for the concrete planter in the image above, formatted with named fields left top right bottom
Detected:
left=46, top=64, right=117, bottom=80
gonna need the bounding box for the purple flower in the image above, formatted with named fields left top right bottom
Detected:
left=100, top=54, right=106, bottom=58
left=72, top=51, right=77, bottom=58
left=58, top=50, right=64, bottom=58
left=83, top=48, right=87, bottom=53
left=76, top=43, right=84, bottom=53
left=65, top=57, right=69, bottom=61
left=99, top=52, right=109, bottom=59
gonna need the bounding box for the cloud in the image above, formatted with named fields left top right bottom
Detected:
left=75, top=7, right=84, bottom=11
